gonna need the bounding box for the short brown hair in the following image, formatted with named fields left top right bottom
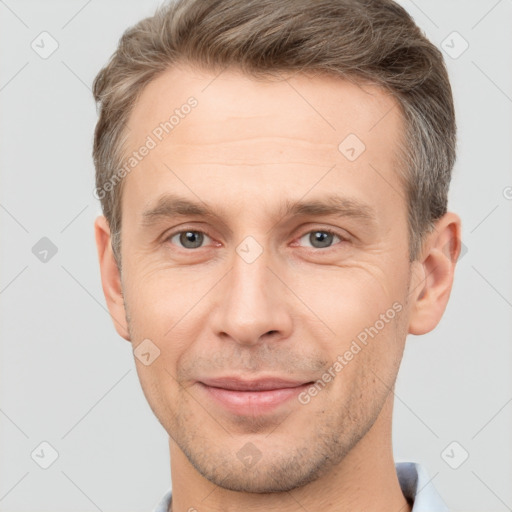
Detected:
left=92, top=0, right=456, bottom=267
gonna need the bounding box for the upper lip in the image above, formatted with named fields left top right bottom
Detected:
left=199, top=377, right=312, bottom=391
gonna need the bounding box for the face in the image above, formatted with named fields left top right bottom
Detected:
left=115, top=65, right=415, bottom=492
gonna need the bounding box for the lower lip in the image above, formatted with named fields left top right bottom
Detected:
left=198, top=382, right=311, bottom=415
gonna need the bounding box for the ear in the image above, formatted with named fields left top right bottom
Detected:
left=94, top=215, right=131, bottom=341
left=408, top=212, right=462, bottom=335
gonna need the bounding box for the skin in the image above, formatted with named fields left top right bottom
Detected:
left=95, top=64, right=461, bottom=512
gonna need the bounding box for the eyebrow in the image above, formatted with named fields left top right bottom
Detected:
left=140, top=193, right=377, bottom=228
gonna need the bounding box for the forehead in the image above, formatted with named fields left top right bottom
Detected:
left=121, top=64, right=406, bottom=225
left=126, top=64, right=403, bottom=153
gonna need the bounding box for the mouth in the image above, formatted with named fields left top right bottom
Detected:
left=197, top=377, right=314, bottom=415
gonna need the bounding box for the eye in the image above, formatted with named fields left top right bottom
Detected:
left=168, top=230, right=212, bottom=249
left=298, top=229, right=344, bottom=249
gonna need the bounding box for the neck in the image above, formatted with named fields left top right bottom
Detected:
left=167, top=394, right=411, bottom=512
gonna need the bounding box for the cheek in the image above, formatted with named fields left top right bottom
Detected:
left=123, top=268, right=224, bottom=406
left=123, top=262, right=212, bottom=334
left=292, top=265, right=409, bottom=392
left=294, top=265, right=404, bottom=336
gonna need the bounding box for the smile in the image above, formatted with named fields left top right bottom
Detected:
left=197, top=377, right=313, bottom=415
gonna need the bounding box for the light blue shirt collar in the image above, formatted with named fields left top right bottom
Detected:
left=152, top=462, right=448, bottom=512
left=396, top=462, right=449, bottom=512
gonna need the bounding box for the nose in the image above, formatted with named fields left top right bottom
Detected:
left=211, top=246, right=293, bottom=347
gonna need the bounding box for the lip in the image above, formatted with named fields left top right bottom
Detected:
left=197, top=377, right=313, bottom=415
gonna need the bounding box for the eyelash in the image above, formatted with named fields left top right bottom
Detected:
left=164, top=227, right=348, bottom=251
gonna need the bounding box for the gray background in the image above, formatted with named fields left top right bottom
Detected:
left=1, top=0, right=511, bottom=511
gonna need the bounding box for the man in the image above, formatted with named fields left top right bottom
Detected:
left=92, top=0, right=461, bottom=510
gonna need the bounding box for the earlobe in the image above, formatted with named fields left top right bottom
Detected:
left=94, top=215, right=131, bottom=341
left=407, top=212, right=462, bottom=336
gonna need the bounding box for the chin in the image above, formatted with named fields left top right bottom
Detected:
left=184, top=444, right=335, bottom=494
